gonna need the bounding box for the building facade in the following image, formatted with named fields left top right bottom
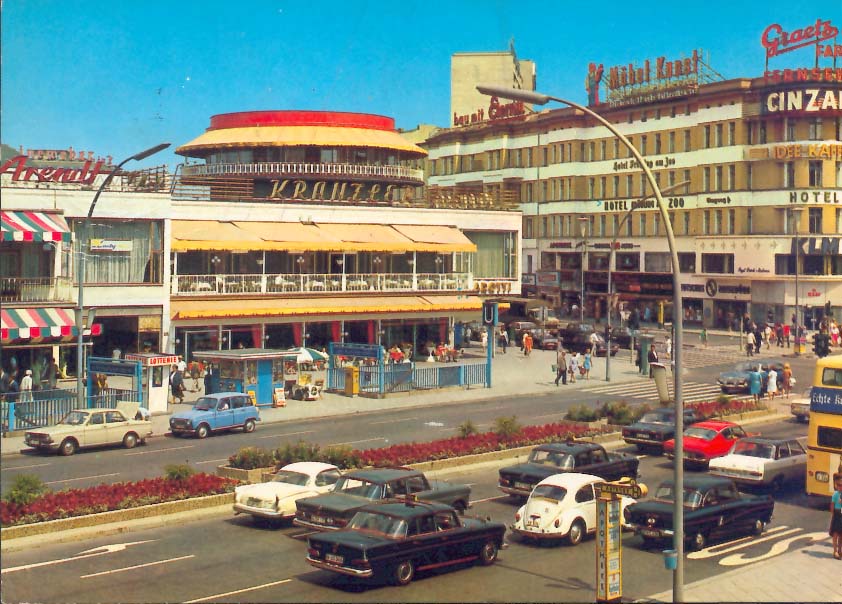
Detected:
left=424, top=60, right=842, bottom=330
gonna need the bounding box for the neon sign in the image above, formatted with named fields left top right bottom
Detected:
left=0, top=155, right=106, bottom=185
left=761, top=19, right=839, bottom=58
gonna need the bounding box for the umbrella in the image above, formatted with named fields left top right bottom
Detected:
left=282, top=347, right=329, bottom=364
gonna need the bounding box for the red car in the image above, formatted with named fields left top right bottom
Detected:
left=663, top=420, right=755, bottom=469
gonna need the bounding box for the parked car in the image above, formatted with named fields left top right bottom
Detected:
left=24, top=401, right=152, bottom=456
left=508, top=321, right=538, bottom=345
left=563, top=332, right=618, bottom=356
left=295, top=467, right=471, bottom=531
left=510, top=473, right=637, bottom=545
left=663, top=419, right=755, bottom=469
left=529, top=328, right=559, bottom=350
left=558, top=321, right=596, bottom=342
left=625, top=475, right=774, bottom=551
left=621, top=406, right=699, bottom=453
left=608, top=326, right=641, bottom=350
left=708, top=437, right=807, bottom=492
left=790, top=388, right=811, bottom=423
left=716, top=359, right=785, bottom=394
left=169, top=392, right=260, bottom=438
left=306, top=500, right=505, bottom=586
left=498, top=440, right=638, bottom=498
left=233, top=462, right=342, bottom=523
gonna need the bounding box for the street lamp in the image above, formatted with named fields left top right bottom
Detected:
left=578, top=216, right=588, bottom=321
left=76, top=143, right=170, bottom=407
left=789, top=207, right=804, bottom=355
left=477, top=84, right=686, bottom=602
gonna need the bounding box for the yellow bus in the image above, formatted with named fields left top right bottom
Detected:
left=806, top=356, right=842, bottom=500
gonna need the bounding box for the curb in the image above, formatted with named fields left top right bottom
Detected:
left=0, top=408, right=783, bottom=544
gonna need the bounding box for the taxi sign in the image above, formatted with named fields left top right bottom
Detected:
left=595, top=478, right=647, bottom=499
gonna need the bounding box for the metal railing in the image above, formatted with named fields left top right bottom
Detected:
left=1, top=388, right=139, bottom=433
left=0, top=276, right=74, bottom=303
left=171, top=272, right=472, bottom=296
left=181, top=161, right=424, bottom=182
left=326, top=361, right=487, bottom=397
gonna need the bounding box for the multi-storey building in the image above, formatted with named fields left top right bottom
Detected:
left=424, top=51, right=842, bottom=330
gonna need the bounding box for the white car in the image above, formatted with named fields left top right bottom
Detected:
left=790, top=388, right=811, bottom=423
left=510, top=473, right=637, bottom=545
left=709, top=437, right=807, bottom=491
left=234, top=462, right=341, bottom=523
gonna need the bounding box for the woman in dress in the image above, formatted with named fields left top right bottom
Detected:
left=781, top=363, right=792, bottom=398
left=831, top=473, right=842, bottom=560
left=748, top=368, right=762, bottom=403
left=583, top=352, right=592, bottom=380
left=766, top=367, right=778, bottom=400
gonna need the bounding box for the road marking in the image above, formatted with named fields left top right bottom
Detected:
left=195, top=458, right=229, bottom=465
left=532, top=413, right=564, bottom=420
left=2, top=540, right=154, bottom=574
left=44, top=473, right=120, bottom=485
left=125, top=445, right=195, bottom=456
left=256, top=430, right=314, bottom=440
left=687, top=526, right=801, bottom=559
left=184, top=579, right=292, bottom=603
left=4, top=462, right=52, bottom=470
left=370, top=417, right=418, bottom=425
left=719, top=531, right=828, bottom=566
left=328, top=437, right=385, bottom=446
left=81, top=555, right=194, bottom=578
left=470, top=495, right=509, bottom=504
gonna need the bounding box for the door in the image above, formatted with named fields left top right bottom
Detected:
left=214, top=396, right=236, bottom=429
left=105, top=410, right=129, bottom=445
left=231, top=394, right=251, bottom=426
left=574, top=483, right=597, bottom=532
left=83, top=411, right=108, bottom=446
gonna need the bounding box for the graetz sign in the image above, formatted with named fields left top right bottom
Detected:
left=762, top=17, right=842, bottom=83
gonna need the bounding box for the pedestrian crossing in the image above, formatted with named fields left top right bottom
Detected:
left=582, top=379, right=743, bottom=404
left=651, top=344, right=753, bottom=370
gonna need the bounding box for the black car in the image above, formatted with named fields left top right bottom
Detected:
left=608, top=326, right=640, bottom=350
left=625, top=475, right=774, bottom=551
left=498, top=440, right=638, bottom=498
left=529, top=328, right=559, bottom=350
left=717, top=359, right=785, bottom=394
left=563, top=332, right=619, bottom=357
left=558, top=321, right=596, bottom=342
left=306, top=500, right=505, bottom=586
left=621, top=407, right=699, bottom=453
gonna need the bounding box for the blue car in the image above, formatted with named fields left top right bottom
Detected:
left=169, top=393, right=260, bottom=438
left=717, top=359, right=785, bottom=394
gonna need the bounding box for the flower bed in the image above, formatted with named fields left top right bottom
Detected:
left=1, top=473, right=238, bottom=528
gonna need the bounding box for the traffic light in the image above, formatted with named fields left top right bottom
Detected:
left=813, top=333, right=831, bottom=358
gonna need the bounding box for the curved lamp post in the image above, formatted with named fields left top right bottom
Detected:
left=76, top=143, right=171, bottom=407
left=477, top=84, right=686, bottom=602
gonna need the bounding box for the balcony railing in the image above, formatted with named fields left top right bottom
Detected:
left=181, top=161, right=424, bottom=182
left=171, top=272, right=475, bottom=296
left=0, top=277, right=74, bottom=303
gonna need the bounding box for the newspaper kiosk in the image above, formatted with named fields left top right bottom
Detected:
left=123, top=353, right=180, bottom=415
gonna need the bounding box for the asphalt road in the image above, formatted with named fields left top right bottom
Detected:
left=0, top=347, right=816, bottom=494
left=0, top=422, right=824, bottom=604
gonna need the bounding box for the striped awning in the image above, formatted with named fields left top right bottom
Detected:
left=1, top=211, right=72, bottom=243
left=1, top=307, right=102, bottom=343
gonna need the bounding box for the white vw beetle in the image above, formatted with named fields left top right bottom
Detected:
left=234, top=462, right=341, bottom=524
left=511, top=473, right=637, bottom=545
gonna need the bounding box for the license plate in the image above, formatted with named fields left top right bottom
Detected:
left=514, top=482, right=531, bottom=491
left=641, top=529, right=661, bottom=538
left=526, top=519, right=540, bottom=527
left=247, top=497, right=262, bottom=507
left=636, top=433, right=649, bottom=439
left=325, top=553, right=343, bottom=564
left=311, top=515, right=326, bottom=525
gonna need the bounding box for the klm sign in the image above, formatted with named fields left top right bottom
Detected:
left=791, top=236, right=840, bottom=256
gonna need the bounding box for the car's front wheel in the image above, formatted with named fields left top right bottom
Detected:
left=196, top=424, right=210, bottom=439
left=59, top=438, right=77, bottom=456
left=751, top=518, right=765, bottom=536
left=123, top=433, right=138, bottom=449
left=478, top=541, right=498, bottom=565
left=392, top=560, right=415, bottom=586
left=690, top=531, right=707, bottom=551
left=243, top=419, right=256, bottom=433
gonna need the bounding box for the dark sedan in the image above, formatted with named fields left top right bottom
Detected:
left=621, top=406, right=699, bottom=453
left=608, top=326, right=640, bottom=350
left=564, top=332, right=619, bottom=356
left=529, top=329, right=559, bottom=350
left=625, top=475, right=774, bottom=551
left=306, top=501, right=505, bottom=586
left=717, top=359, right=785, bottom=394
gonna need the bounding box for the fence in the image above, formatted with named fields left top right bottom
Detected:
left=1, top=387, right=139, bottom=434
left=327, top=361, right=488, bottom=397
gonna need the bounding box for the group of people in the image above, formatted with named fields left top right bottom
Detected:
left=745, top=320, right=799, bottom=357
left=169, top=359, right=217, bottom=404
left=0, top=354, right=60, bottom=403
left=747, top=362, right=794, bottom=402
left=553, top=348, right=592, bottom=385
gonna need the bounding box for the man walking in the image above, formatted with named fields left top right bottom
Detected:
left=555, top=349, right=567, bottom=386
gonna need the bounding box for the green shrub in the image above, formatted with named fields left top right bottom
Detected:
left=493, top=415, right=521, bottom=440
left=564, top=404, right=600, bottom=422
left=322, top=445, right=361, bottom=469
left=273, top=441, right=322, bottom=467
left=163, top=464, right=195, bottom=481
left=457, top=420, right=479, bottom=438
left=601, top=401, right=637, bottom=425
left=4, top=474, right=48, bottom=506
left=228, top=446, right=274, bottom=470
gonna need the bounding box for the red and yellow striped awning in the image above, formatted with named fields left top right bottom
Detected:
left=1, top=307, right=102, bottom=343
left=1, top=211, right=72, bottom=243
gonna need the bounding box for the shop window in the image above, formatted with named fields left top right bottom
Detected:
left=701, top=253, right=734, bottom=274
left=616, top=252, right=640, bottom=271
left=589, top=253, right=609, bottom=270
left=808, top=207, right=822, bottom=234
left=774, top=254, right=796, bottom=275
left=678, top=252, right=696, bottom=273
left=644, top=252, right=671, bottom=272
left=809, top=161, right=823, bottom=186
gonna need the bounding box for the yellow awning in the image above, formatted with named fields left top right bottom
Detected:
left=314, top=224, right=414, bottom=252
left=171, top=220, right=264, bottom=251
left=172, top=295, right=485, bottom=320
left=176, top=126, right=427, bottom=157
left=392, top=225, right=477, bottom=252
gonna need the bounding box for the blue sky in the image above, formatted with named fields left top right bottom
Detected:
left=1, top=1, right=833, bottom=168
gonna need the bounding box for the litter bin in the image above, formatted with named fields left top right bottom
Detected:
left=663, top=549, right=678, bottom=570
left=344, top=366, right=359, bottom=396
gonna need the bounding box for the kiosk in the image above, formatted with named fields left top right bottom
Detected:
left=123, top=353, right=180, bottom=415
left=192, top=348, right=292, bottom=406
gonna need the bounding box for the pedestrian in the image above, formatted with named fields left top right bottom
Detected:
left=699, top=327, right=708, bottom=348
left=766, top=368, right=778, bottom=400
left=190, top=361, right=202, bottom=391
left=746, top=331, right=756, bottom=356
left=43, top=356, right=58, bottom=391
left=775, top=323, right=783, bottom=347
left=523, top=331, right=533, bottom=357
left=830, top=473, right=842, bottom=560
left=498, top=328, right=508, bottom=354
left=203, top=363, right=214, bottom=395
left=20, top=369, right=33, bottom=403
left=568, top=352, right=579, bottom=383
left=781, top=363, right=792, bottom=399
left=170, top=365, right=185, bottom=403
left=480, top=329, right=488, bottom=351
left=647, top=346, right=659, bottom=378
left=589, top=331, right=599, bottom=356
left=764, top=324, right=772, bottom=349
left=783, top=323, right=791, bottom=347
left=748, top=367, right=763, bottom=403
left=554, top=349, right=567, bottom=386
left=665, top=335, right=672, bottom=359
left=754, top=326, right=763, bottom=354
left=832, top=320, right=840, bottom=347
left=583, top=351, right=592, bottom=380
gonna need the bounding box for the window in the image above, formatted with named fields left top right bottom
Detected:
left=715, top=166, right=723, bottom=191
left=678, top=252, right=696, bottom=272
left=728, top=165, right=736, bottom=191
left=703, top=167, right=711, bottom=192
left=612, top=215, right=620, bottom=236
left=105, top=411, right=125, bottom=424
left=703, top=125, right=711, bottom=148
left=684, top=170, right=691, bottom=193
left=714, top=209, right=723, bottom=234
left=655, top=133, right=662, bottom=155
left=589, top=142, right=595, bottom=161
left=613, top=139, right=620, bottom=158
left=640, top=135, right=647, bottom=155
left=90, top=413, right=104, bottom=425
left=638, top=214, right=647, bottom=236
left=668, top=131, right=675, bottom=153
left=728, top=209, right=736, bottom=234
left=809, top=118, right=823, bottom=140
left=575, top=485, right=595, bottom=503
left=785, top=119, right=795, bottom=142
left=759, top=121, right=767, bottom=144
left=746, top=122, right=754, bottom=145
left=653, top=213, right=660, bottom=236
left=715, top=123, right=723, bottom=147
left=747, top=208, right=753, bottom=234
left=613, top=175, right=620, bottom=196
left=684, top=129, right=691, bottom=151
left=617, top=252, right=639, bottom=271
left=668, top=171, right=676, bottom=188
left=315, top=469, right=341, bottom=487
left=645, top=252, right=671, bottom=272
left=747, top=163, right=753, bottom=189
left=683, top=212, right=690, bottom=235
left=626, top=175, right=633, bottom=196
left=599, top=215, right=606, bottom=236
left=809, top=207, right=822, bottom=233
left=600, top=140, right=607, bottom=160
left=809, top=161, right=823, bottom=186
left=73, top=219, right=164, bottom=285
left=728, top=122, right=735, bottom=146
left=600, top=176, right=607, bottom=198
left=588, top=178, right=595, bottom=199
left=701, top=253, right=734, bottom=273
left=703, top=210, right=710, bottom=234
left=625, top=217, right=632, bottom=237
left=785, top=163, right=795, bottom=188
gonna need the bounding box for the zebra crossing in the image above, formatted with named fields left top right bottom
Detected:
left=582, top=379, right=741, bottom=404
